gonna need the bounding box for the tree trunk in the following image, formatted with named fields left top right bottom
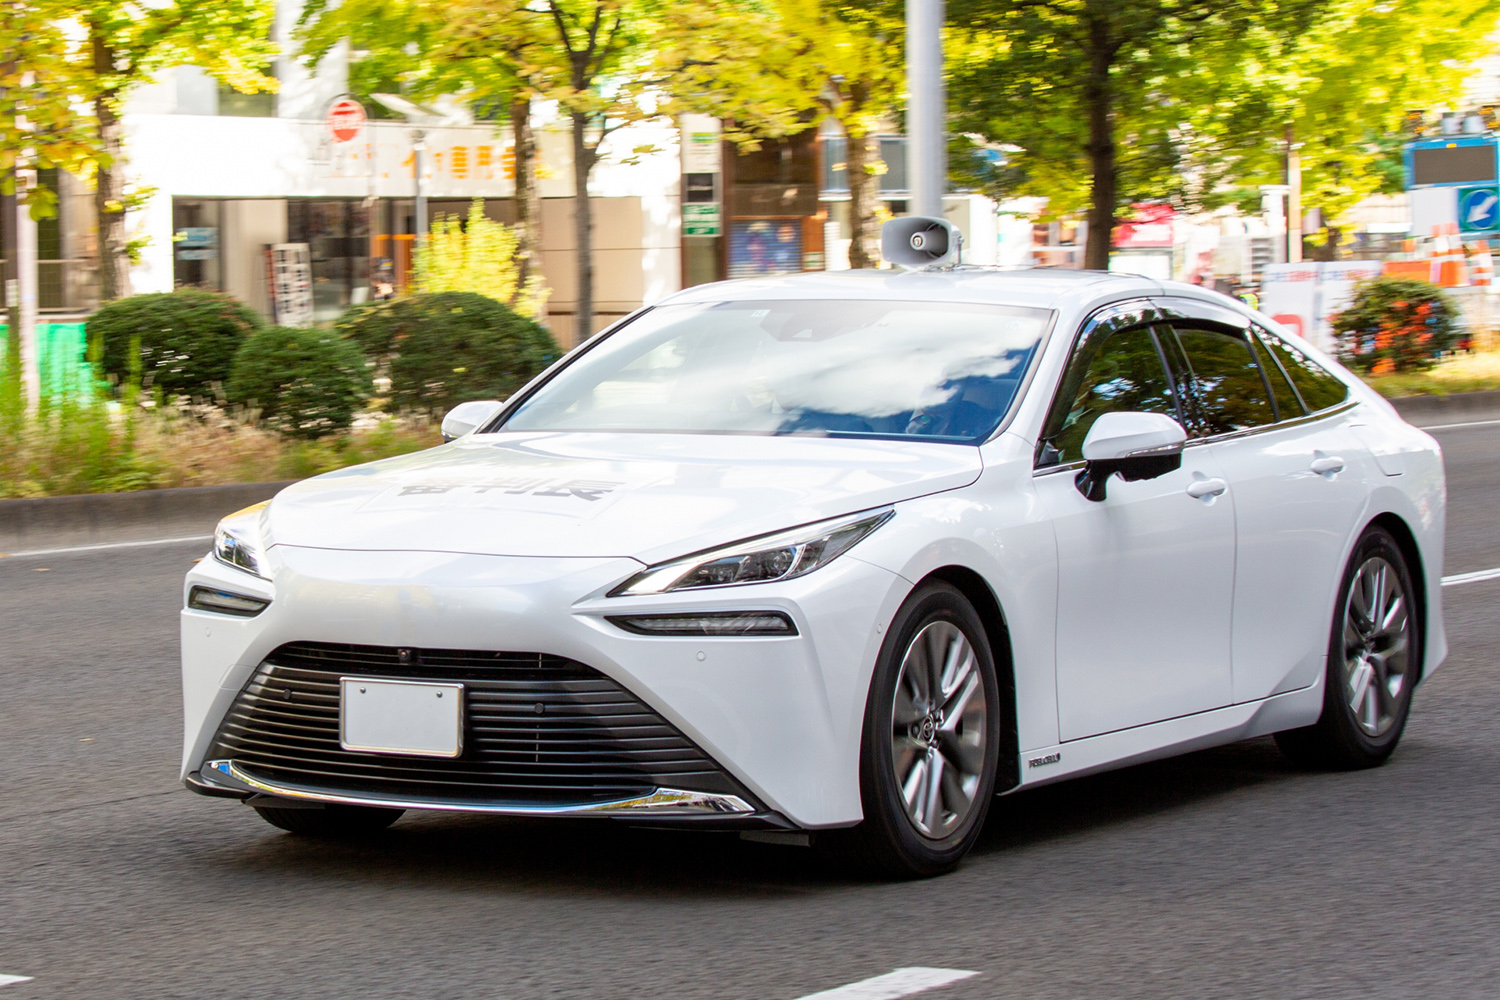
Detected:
left=846, top=127, right=878, bottom=269
left=1081, top=20, right=1116, bottom=272
left=93, top=28, right=130, bottom=301
left=569, top=111, right=595, bottom=344
left=509, top=94, right=544, bottom=318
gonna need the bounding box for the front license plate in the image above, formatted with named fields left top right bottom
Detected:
left=340, top=677, right=463, bottom=757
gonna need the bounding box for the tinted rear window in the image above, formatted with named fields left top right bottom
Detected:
left=1257, top=329, right=1350, bottom=412
left=1169, top=326, right=1277, bottom=434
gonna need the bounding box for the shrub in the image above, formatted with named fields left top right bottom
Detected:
left=1332, top=276, right=1462, bottom=374
left=336, top=291, right=559, bottom=415
left=87, top=289, right=263, bottom=398
left=415, top=198, right=549, bottom=320
left=227, top=326, right=371, bottom=439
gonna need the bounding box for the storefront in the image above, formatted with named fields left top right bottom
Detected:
left=126, top=104, right=684, bottom=343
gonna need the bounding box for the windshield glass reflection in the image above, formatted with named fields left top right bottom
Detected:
left=502, top=299, right=1053, bottom=442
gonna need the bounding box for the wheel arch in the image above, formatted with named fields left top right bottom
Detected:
left=1365, top=511, right=1429, bottom=682
left=916, top=565, right=1021, bottom=794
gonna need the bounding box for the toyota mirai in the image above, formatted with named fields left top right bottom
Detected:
left=181, top=243, right=1445, bottom=877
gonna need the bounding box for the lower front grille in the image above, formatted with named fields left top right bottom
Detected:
left=205, top=641, right=748, bottom=807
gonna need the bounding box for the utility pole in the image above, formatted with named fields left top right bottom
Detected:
left=16, top=170, right=37, bottom=411
left=906, top=0, right=945, bottom=218
left=1286, top=123, right=1302, bottom=264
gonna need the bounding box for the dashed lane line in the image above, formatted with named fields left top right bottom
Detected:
left=0, top=534, right=211, bottom=559
left=792, top=968, right=979, bottom=1000
left=0, top=976, right=33, bottom=988
left=1419, top=417, right=1500, bottom=431
left=1443, top=566, right=1500, bottom=587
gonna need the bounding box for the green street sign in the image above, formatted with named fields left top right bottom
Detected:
left=683, top=203, right=722, bottom=237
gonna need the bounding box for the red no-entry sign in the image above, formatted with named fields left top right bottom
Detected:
left=327, top=98, right=366, bottom=143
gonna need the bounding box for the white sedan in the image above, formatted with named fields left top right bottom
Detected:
left=181, top=259, right=1445, bottom=877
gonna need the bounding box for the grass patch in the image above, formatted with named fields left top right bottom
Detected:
left=1, top=391, right=440, bottom=499
left=1359, top=347, right=1500, bottom=399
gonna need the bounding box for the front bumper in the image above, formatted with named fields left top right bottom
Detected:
left=190, top=760, right=771, bottom=824
left=181, top=544, right=907, bottom=828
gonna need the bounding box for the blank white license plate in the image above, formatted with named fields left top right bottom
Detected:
left=340, top=677, right=463, bottom=757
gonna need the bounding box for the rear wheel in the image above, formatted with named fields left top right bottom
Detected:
left=253, top=803, right=404, bottom=837
left=819, top=582, right=1002, bottom=878
left=1276, top=526, right=1420, bottom=769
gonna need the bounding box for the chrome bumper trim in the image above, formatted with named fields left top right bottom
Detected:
left=202, top=759, right=757, bottom=816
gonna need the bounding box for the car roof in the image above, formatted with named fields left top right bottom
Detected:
left=662, top=267, right=1165, bottom=313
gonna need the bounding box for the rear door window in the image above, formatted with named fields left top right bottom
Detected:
left=1164, top=325, right=1279, bottom=436
left=1256, top=327, right=1350, bottom=412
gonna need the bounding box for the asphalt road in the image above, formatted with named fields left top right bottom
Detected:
left=3, top=421, right=1499, bottom=1000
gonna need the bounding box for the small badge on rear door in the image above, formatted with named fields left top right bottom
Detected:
left=1027, top=752, right=1061, bottom=768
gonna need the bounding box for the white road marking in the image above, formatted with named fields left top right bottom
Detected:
left=793, top=968, right=978, bottom=1000
left=0, top=534, right=211, bottom=559
left=0, top=975, right=33, bottom=987
left=1419, top=417, right=1500, bottom=432
left=1443, top=566, right=1500, bottom=587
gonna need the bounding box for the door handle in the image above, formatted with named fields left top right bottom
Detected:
left=1186, top=478, right=1228, bottom=499
left=1310, top=456, right=1346, bottom=476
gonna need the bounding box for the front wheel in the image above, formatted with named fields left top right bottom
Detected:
left=819, top=582, right=1002, bottom=878
left=1276, top=526, right=1420, bottom=769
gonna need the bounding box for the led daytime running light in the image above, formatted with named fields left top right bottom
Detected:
left=188, top=585, right=270, bottom=618
left=607, top=611, right=797, bottom=636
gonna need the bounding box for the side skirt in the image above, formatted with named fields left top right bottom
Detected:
left=1011, top=681, right=1323, bottom=791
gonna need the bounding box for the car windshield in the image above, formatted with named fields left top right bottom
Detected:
left=500, top=299, right=1053, bottom=443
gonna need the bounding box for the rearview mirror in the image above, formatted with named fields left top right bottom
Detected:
left=441, top=400, right=503, bottom=442
left=1075, top=411, right=1186, bottom=502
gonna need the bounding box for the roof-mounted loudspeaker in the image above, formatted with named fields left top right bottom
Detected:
left=881, top=216, right=962, bottom=270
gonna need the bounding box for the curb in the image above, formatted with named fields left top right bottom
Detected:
left=1389, top=389, right=1500, bottom=423
left=0, top=481, right=298, bottom=554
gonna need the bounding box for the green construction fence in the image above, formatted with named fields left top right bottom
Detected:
left=0, top=322, right=96, bottom=399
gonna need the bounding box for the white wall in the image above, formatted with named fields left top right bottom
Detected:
left=122, top=112, right=682, bottom=328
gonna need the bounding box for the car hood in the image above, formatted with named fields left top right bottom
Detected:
left=264, top=431, right=982, bottom=563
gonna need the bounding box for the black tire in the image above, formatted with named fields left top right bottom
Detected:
left=818, top=582, right=1002, bottom=878
left=1276, top=526, right=1421, bottom=770
left=253, top=803, right=404, bottom=837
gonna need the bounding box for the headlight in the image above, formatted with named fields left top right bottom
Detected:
left=610, top=509, right=894, bottom=596
left=213, top=501, right=271, bottom=579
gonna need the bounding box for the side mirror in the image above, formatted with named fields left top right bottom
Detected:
left=1075, top=411, right=1186, bottom=502
left=441, top=400, right=503, bottom=443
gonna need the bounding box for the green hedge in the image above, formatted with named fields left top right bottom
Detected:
left=87, top=289, right=263, bottom=398
left=337, top=291, right=558, bottom=414
left=227, top=326, right=371, bottom=440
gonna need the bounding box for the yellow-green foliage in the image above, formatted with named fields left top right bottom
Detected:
left=413, top=199, right=548, bottom=320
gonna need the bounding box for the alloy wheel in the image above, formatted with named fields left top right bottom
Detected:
left=1341, top=555, right=1413, bottom=737
left=889, top=621, right=989, bottom=839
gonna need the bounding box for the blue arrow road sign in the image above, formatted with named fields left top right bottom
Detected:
left=1459, top=186, right=1500, bottom=233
